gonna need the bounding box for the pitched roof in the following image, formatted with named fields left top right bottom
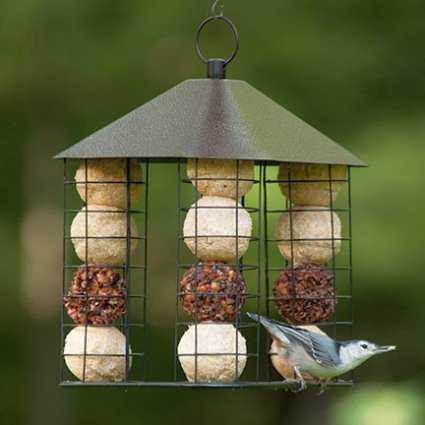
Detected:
left=55, top=79, right=365, bottom=166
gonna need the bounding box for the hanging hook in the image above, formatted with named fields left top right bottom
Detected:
left=211, top=0, right=224, bottom=17
left=195, top=0, right=239, bottom=77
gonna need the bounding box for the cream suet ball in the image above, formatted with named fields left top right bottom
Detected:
left=71, top=205, right=138, bottom=266
left=75, top=159, right=142, bottom=209
left=278, top=163, right=347, bottom=207
left=178, top=323, right=247, bottom=382
left=64, top=326, right=131, bottom=382
left=183, top=196, right=252, bottom=262
left=187, top=159, right=254, bottom=199
left=275, top=207, right=341, bottom=265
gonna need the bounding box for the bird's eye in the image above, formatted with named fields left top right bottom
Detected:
left=361, top=344, right=368, bottom=349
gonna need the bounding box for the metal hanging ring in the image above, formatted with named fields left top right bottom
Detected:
left=195, top=14, right=240, bottom=65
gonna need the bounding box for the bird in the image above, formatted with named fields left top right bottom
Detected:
left=247, top=313, right=396, bottom=392
left=269, top=324, right=327, bottom=382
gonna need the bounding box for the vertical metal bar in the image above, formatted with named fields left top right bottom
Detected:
left=347, top=167, right=354, bottom=382
left=194, top=158, right=199, bottom=383
left=124, top=158, right=132, bottom=382
left=287, top=164, right=296, bottom=325
left=142, top=159, right=149, bottom=381
left=60, top=159, right=67, bottom=382
left=262, top=164, right=271, bottom=381
left=235, top=160, right=240, bottom=382
left=238, top=194, right=245, bottom=382
left=328, top=165, right=337, bottom=340
left=174, top=160, right=182, bottom=381
left=255, top=162, right=263, bottom=381
left=284, top=195, right=290, bottom=270
left=347, top=167, right=353, bottom=337
left=82, top=159, right=89, bottom=383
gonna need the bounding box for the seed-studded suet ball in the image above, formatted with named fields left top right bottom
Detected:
left=75, top=159, right=142, bottom=209
left=180, top=262, right=246, bottom=321
left=187, top=159, right=254, bottom=199
left=183, top=196, right=252, bottom=262
left=273, top=264, right=336, bottom=324
left=64, top=265, right=126, bottom=325
left=64, top=326, right=131, bottom=382
left=178, top=323, right=247, bottom=382
left=275, top=207, right=341, bottom=265
left=71, top=205, right=138, bottom=266
left=278, top=163, right=347, bottom=207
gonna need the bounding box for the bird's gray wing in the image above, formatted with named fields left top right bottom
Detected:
left=309, top=332, right=341, bottom=367
left=247, top=314, right=292, bottom=346
left=246, top=313, right=341, bottom=367
left=275, top=325, right=341, bottom=367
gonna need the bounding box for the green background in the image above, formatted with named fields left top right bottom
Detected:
left=1, top=0, right=424, bottom=424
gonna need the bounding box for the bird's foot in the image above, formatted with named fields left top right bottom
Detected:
left=284, top=378, right=303, bottom=393
left=317, top=378, right=331, bottom=396
left=284, top=379, right=306, bottom=393
left=289, top=367, right=306, bottom=393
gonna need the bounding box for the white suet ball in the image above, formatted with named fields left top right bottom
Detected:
left=178, top=323, right=247, bottom=382
left=275, top=207, right=341, bottom=265
left=183, top=196, right=252, bottom=262
left=71, top=205, right=138, bottom=266
left=187, top=159, right=254, bottom=199
left=64, top=326, right=131, bottom=382
left=278, top=163, right=347, bottom=207
left=75, top=159, right=142, bottom=209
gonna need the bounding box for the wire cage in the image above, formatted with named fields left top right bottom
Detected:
left=58, top=154, right=359, bottom=389
left=61, top=159, right=149, bottom=385
left=263, top=163, right=355, bottom=387
left=174, top=160, right=263, bottom=386
left=56, top=4, right=365, bottom=390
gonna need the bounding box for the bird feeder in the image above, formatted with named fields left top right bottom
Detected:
left=56, top=3, right=365, bottom=389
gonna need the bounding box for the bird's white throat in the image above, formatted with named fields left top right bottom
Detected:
left=339, top=344, right=370, bottom=372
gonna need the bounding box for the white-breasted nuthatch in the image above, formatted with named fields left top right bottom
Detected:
left=248, top=313, right=396, bottom=391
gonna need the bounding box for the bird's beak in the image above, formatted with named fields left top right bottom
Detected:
left=374, top=345, right=396, bottom=354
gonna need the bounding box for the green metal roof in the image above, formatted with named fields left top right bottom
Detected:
left=55, top=79, right=366, bottom=166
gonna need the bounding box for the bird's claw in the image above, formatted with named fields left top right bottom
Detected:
left=295, top=379, right=307, bottom=393
left=289, top=367, right=307, bottom=393
left=284, top=378, right=306, bottom=393
left=317, top=382, right=329, bottom=395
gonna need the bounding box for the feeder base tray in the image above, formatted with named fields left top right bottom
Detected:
left=60, top=380, right=353, bottom=390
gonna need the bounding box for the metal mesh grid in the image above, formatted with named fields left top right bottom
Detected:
left=174, top=160, right=262, bottom=385
left=60, top=159, right=354, bottom=389
left=263, top=163, right=354, bottom=386
left=60, top=159, right=149, bottom=385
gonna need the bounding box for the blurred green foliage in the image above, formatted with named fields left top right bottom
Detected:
left=333, top=384, right=425, bottom=425
left=1, top=0, right=424, bottom=424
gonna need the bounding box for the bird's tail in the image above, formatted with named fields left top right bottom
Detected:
left=246, top=313, right=289, bottom=343
left=246, top=312, right=266, bottom=325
